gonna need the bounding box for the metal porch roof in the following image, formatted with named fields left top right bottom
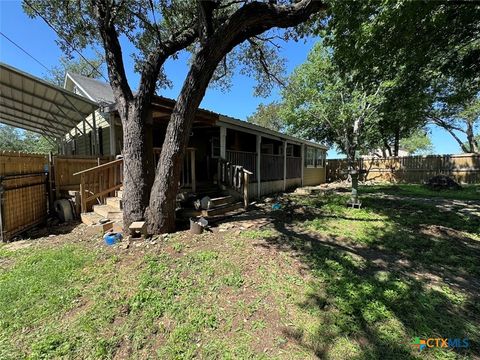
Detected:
left=0, top=62, right=98, bottom=140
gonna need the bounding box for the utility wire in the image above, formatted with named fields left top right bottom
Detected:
left=23, top=0, right=109, bottom=82
left=0, top=31, right=50, bottom=72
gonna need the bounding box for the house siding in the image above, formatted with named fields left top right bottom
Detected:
left=64, top=110, right=112, bottom=156
left=303, top=167, right=326, bottom=186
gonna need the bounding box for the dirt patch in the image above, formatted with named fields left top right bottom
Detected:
left=3, top=240, right=33, bottom=251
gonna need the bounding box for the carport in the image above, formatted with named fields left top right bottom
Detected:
left=0, top=62, right=99, bottom=153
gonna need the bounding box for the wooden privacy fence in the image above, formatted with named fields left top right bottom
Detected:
left=327, top=154, right=480, bottom=184
left=0, top=151, right=115, bottom=241
left=0, top=152, right=49, bottom=241
left=52, top=155, right=113, bottom=198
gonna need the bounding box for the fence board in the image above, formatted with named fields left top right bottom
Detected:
left=53, top=155, right=112, bottom=197
left=326, top=154, right=480, bottom=184
left=0, top=152, right=49, bottom=241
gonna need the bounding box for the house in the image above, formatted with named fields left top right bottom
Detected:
left=63, top=73, right=328, bottom=204
left=0, top=62, right=326, bottom=228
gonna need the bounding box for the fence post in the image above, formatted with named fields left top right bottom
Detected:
left=48, top=152, right=55, bottom=209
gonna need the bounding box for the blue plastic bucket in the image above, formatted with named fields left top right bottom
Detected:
left=103, top=232, right=122, bottom=246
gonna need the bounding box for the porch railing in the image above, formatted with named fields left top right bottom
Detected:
left=218, top=158, right=253, bottom=209
left=152, top=147, right=196, bottom=192
left=226, top=150, right=256, bottom=181
left=74, top=158, right=123, bottom=213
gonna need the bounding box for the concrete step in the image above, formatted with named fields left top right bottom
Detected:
left=202, top=202, right=244, bottom=217
left=116, top=190, right=123, bottom=199
left=93, top=204, right=123, bottom=221
left=106, top=196, right=122, bottom=210
left=209, top=195, right=234, bottom=207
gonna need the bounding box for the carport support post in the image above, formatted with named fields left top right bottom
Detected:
left=92, top=111, right=98, bottom=155
left=82, top=118, right=87, bottom=155
left=256, top=135, right=261, bottom=197
left=283, top=140, right=287, bottom=191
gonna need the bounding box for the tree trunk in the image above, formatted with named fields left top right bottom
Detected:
left=121, top=104, right=153, bottom=228
left=393, top=129, right=400, bottom=156
left=466, top=121, right=479, bottom=153
left=146, top=49, right=219, bottom=234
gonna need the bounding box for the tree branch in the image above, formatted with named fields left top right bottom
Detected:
left=136, top=26, right=198, bottom=106
left=92, top=0, right=133, bottom=108
left=247, top=38, right=286, bottom=88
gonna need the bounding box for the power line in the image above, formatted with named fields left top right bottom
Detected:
left=0, top=31, right=50, bottom=72
left=23, top=0, right=109, bottom=83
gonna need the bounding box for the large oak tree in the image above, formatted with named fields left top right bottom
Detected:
left=24, top=0, right=326, bottom=233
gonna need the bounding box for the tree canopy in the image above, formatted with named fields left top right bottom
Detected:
left=324, top=0, right=480, bottom=153
left=44, top=54, right=104, bottom=86
left=247, top=102, right=285, bottom=132
left=0, top=125, right=55, bottom=153
left=281, top=42, right=385, bottom=164
left=399, top=129, right=434, bottom=155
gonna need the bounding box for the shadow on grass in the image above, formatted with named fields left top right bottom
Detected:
left=249, top=193, right=480, bottom=359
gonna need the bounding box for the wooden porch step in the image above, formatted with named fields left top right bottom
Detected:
left=106, top=197, right=122, bottom=210
left=80, top=212, right=105, bottom=226
left=116, top=189, right=123, bottom=198
left=209, top=195, right=234, bottom=207
left=93, top=204, right=123, bottom=220
left=202, top=202, right=244, bottom=217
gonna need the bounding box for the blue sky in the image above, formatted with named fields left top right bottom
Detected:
left=0, top=0, right=468, bottom=157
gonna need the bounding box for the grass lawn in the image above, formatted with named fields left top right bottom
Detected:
left=359, top=183, right=480, bottom=201
left=0, top=184, right=479, bottom=359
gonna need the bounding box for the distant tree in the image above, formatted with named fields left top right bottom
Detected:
left=430, top=97, right=479, bottom=154
left=399, top=129, right=434, bottom=155
left=0, top=125, right=56, bottom=153
left=281, top=43, right=384, bottom=168
left=324, top=0, right=480, bottom=153
left=247, top=102, right=285, bottom=132
left=45, top=54, right=105, bottom=86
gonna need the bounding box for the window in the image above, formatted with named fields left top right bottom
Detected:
left=305, top=147, right=315, bottom=167
left=315, top=149, right=324, bottom=168
left=211, top=137, right=220, bottom=158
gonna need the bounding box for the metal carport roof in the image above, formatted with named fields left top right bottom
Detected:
left=0, top=62, right=98, bottom=141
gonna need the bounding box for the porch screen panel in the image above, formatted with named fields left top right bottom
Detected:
left=261, top=154, right=284, bottom=181
left=286, top=157, right=301, bottom=178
